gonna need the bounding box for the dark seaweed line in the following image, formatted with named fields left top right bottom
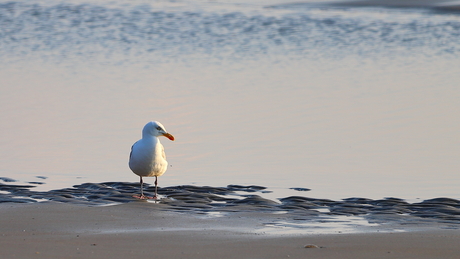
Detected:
left=1, top=181, right=460, bottom=224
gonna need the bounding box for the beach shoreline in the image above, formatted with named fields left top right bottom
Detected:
left=1, top=202, right=460, bottom=259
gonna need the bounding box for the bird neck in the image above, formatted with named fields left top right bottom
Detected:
left=142, top=134, right=159, bottom=143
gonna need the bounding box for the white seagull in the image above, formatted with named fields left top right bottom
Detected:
left=129, top=121, right=175, bottom=199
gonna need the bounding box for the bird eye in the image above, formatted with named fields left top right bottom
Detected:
left=156, top=126, right=162, bottom=131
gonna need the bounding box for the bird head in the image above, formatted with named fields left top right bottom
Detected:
left=143, top=121, right=175, bottom=141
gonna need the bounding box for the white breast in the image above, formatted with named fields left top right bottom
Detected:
left=129, top=137, right=168, bottom=177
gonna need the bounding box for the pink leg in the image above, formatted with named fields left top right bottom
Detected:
left=133, top=176, right=153, bottom=199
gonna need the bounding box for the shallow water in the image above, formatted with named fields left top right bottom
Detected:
left=1, top=0, right=460, bottom=201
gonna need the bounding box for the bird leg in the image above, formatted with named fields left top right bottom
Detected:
left=140, top=176, right=144, bottom=197
left=133, top=176, right=152, bottom=199
left=153, top=176, right=159, bottom=200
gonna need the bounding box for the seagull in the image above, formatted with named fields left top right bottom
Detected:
left=129, top=121, right=175, bottom=199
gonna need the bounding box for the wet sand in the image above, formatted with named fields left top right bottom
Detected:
left=1, top=202, right=460, bottom=259
left=0, top=183, right=460, bottom=224
left=1, top=182, right=460, bottom=258
left=3, top=182, right=460, bottom=223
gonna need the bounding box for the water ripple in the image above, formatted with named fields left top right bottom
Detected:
left=1, top=1, right=460, bottom=63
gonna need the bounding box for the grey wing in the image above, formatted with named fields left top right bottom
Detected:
left=129, top=143, right=135, bottom=160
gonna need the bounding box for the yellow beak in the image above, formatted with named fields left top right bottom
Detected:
left=163, top=133, right=175, bottom=141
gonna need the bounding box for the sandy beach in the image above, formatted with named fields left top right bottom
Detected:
left=1, top=181, right=460, bottom=259
left=1, top=201, right=460, bottom=259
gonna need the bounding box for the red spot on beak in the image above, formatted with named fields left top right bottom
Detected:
left=163, top=133, right=175, bottom=141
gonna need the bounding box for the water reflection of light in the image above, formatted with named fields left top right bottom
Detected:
left=258, top=215, right=398, bottom=235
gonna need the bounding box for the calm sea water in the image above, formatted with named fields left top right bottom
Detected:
left=1, top=0, right=459, bottom=201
